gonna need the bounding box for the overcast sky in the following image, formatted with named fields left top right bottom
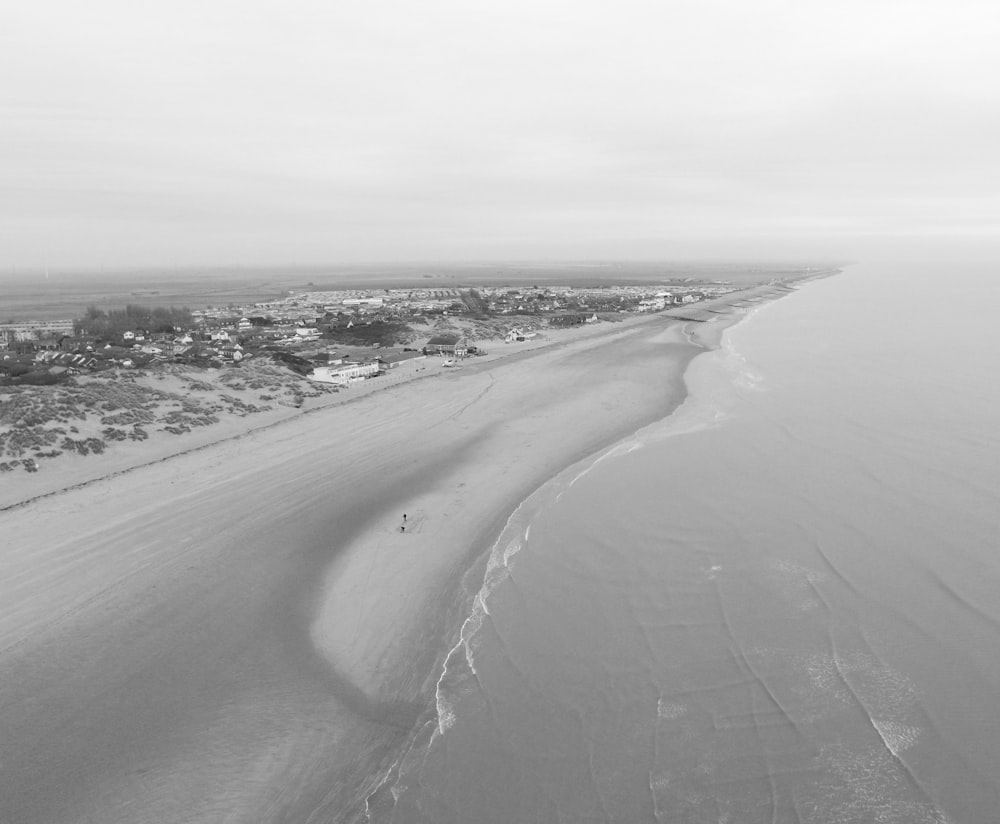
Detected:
left=2, top=0, right=998, bottom=267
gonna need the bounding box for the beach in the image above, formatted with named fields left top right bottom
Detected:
left=0, top=287, right=797, bottom=823
left=369, top=259, right=1000, bottom=823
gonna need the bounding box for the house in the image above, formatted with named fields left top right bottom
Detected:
left=548, top=312, right=590, bottom=326
left=34, top=335, right=63, bottom=350
left=377, top=351, right=427, bottom=372
left=505, top=327, right=540, bottom=342
left=211, top=339, right=244, bottom=360
left=424, top=334, right=468, bottom=356
left=59, top=336, right=96, bottom=353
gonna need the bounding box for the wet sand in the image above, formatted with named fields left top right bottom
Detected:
left=0, top=288, right=795, bottom=822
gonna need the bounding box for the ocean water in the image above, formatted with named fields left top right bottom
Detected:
left=368, top=259, right=1000, bottom=823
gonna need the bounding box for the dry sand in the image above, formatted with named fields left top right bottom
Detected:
left=0, top=317, right=632, bottom=511
left=0, top=288, right=792, bottom=823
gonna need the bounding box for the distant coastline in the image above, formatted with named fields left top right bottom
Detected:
left=0, top=272, right=834, bottom=509
left=1, top=261, right=841, bottom=321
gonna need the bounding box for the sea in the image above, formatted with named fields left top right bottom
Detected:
left=366, top=256, right=1000, bottom=823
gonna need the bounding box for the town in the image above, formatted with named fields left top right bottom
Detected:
left=1, top=281, right=734, bottom=386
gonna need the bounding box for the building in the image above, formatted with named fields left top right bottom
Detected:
left=548, top=312, right=590, bottom=326
left=309, top=360, right=380, bottom=385
left=424, top=334, right=468, bottom=356
left=505, top=327, right=540, bottom=342
left=0, top=320, right=75, bottom=344
left=377, top=351, right=426, bottom=371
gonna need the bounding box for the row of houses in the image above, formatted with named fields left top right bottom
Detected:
left=0, top=320, right=75, bottom=345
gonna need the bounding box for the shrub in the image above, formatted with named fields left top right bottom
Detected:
left=19, top=372, right=64, bottom=386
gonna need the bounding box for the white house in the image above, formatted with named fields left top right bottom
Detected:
left=505, top=327, right=538, bottom=342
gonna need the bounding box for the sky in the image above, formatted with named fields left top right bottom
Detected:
left=2, top=0, right=998, bottom=267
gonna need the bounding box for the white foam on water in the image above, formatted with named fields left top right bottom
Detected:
left=834, top=651, right=920, bottom=721
left=656, top=699, right=688, bottom=720
left=362, top=767, right=394, bottom=822
left=872, top=719, right=922, bottom=756
left=718, top=319, right=767, bottom=392
left=768, top=558, right=828, bottom=612
left=430, top=510, right=537, bottom=740
left=802, top=652, right=853, bottom=712
left=817, top=742, right=952, bottom=824
left=434, top=679, right=457, bottom=735
left=372, top=301, right=797, bottom=818
left=558, top=438, right=642, bottom=499
left=770, top=558, right=826, bottom=584
left=423, top=324, right=768, bottom=742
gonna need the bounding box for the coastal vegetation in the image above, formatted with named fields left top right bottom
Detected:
left=0, top=359, right=336, bottom=473
left=75, top=303, right=193, bottom=337
left=321, top=319, right=415, bottom=348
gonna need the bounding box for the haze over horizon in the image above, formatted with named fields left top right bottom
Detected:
left=3, top=0, right=998, bottom=269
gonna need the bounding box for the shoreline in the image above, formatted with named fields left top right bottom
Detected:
left=0, top=277, right=820, bottom=823
left=0, top=309, right=655, bottom=512
left=308, top=291, right=796, bottom=816
left=0, top=275, right=827, bottom=513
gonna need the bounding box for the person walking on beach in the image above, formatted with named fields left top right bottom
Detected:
left=403, top=513, right=407, bottom=523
